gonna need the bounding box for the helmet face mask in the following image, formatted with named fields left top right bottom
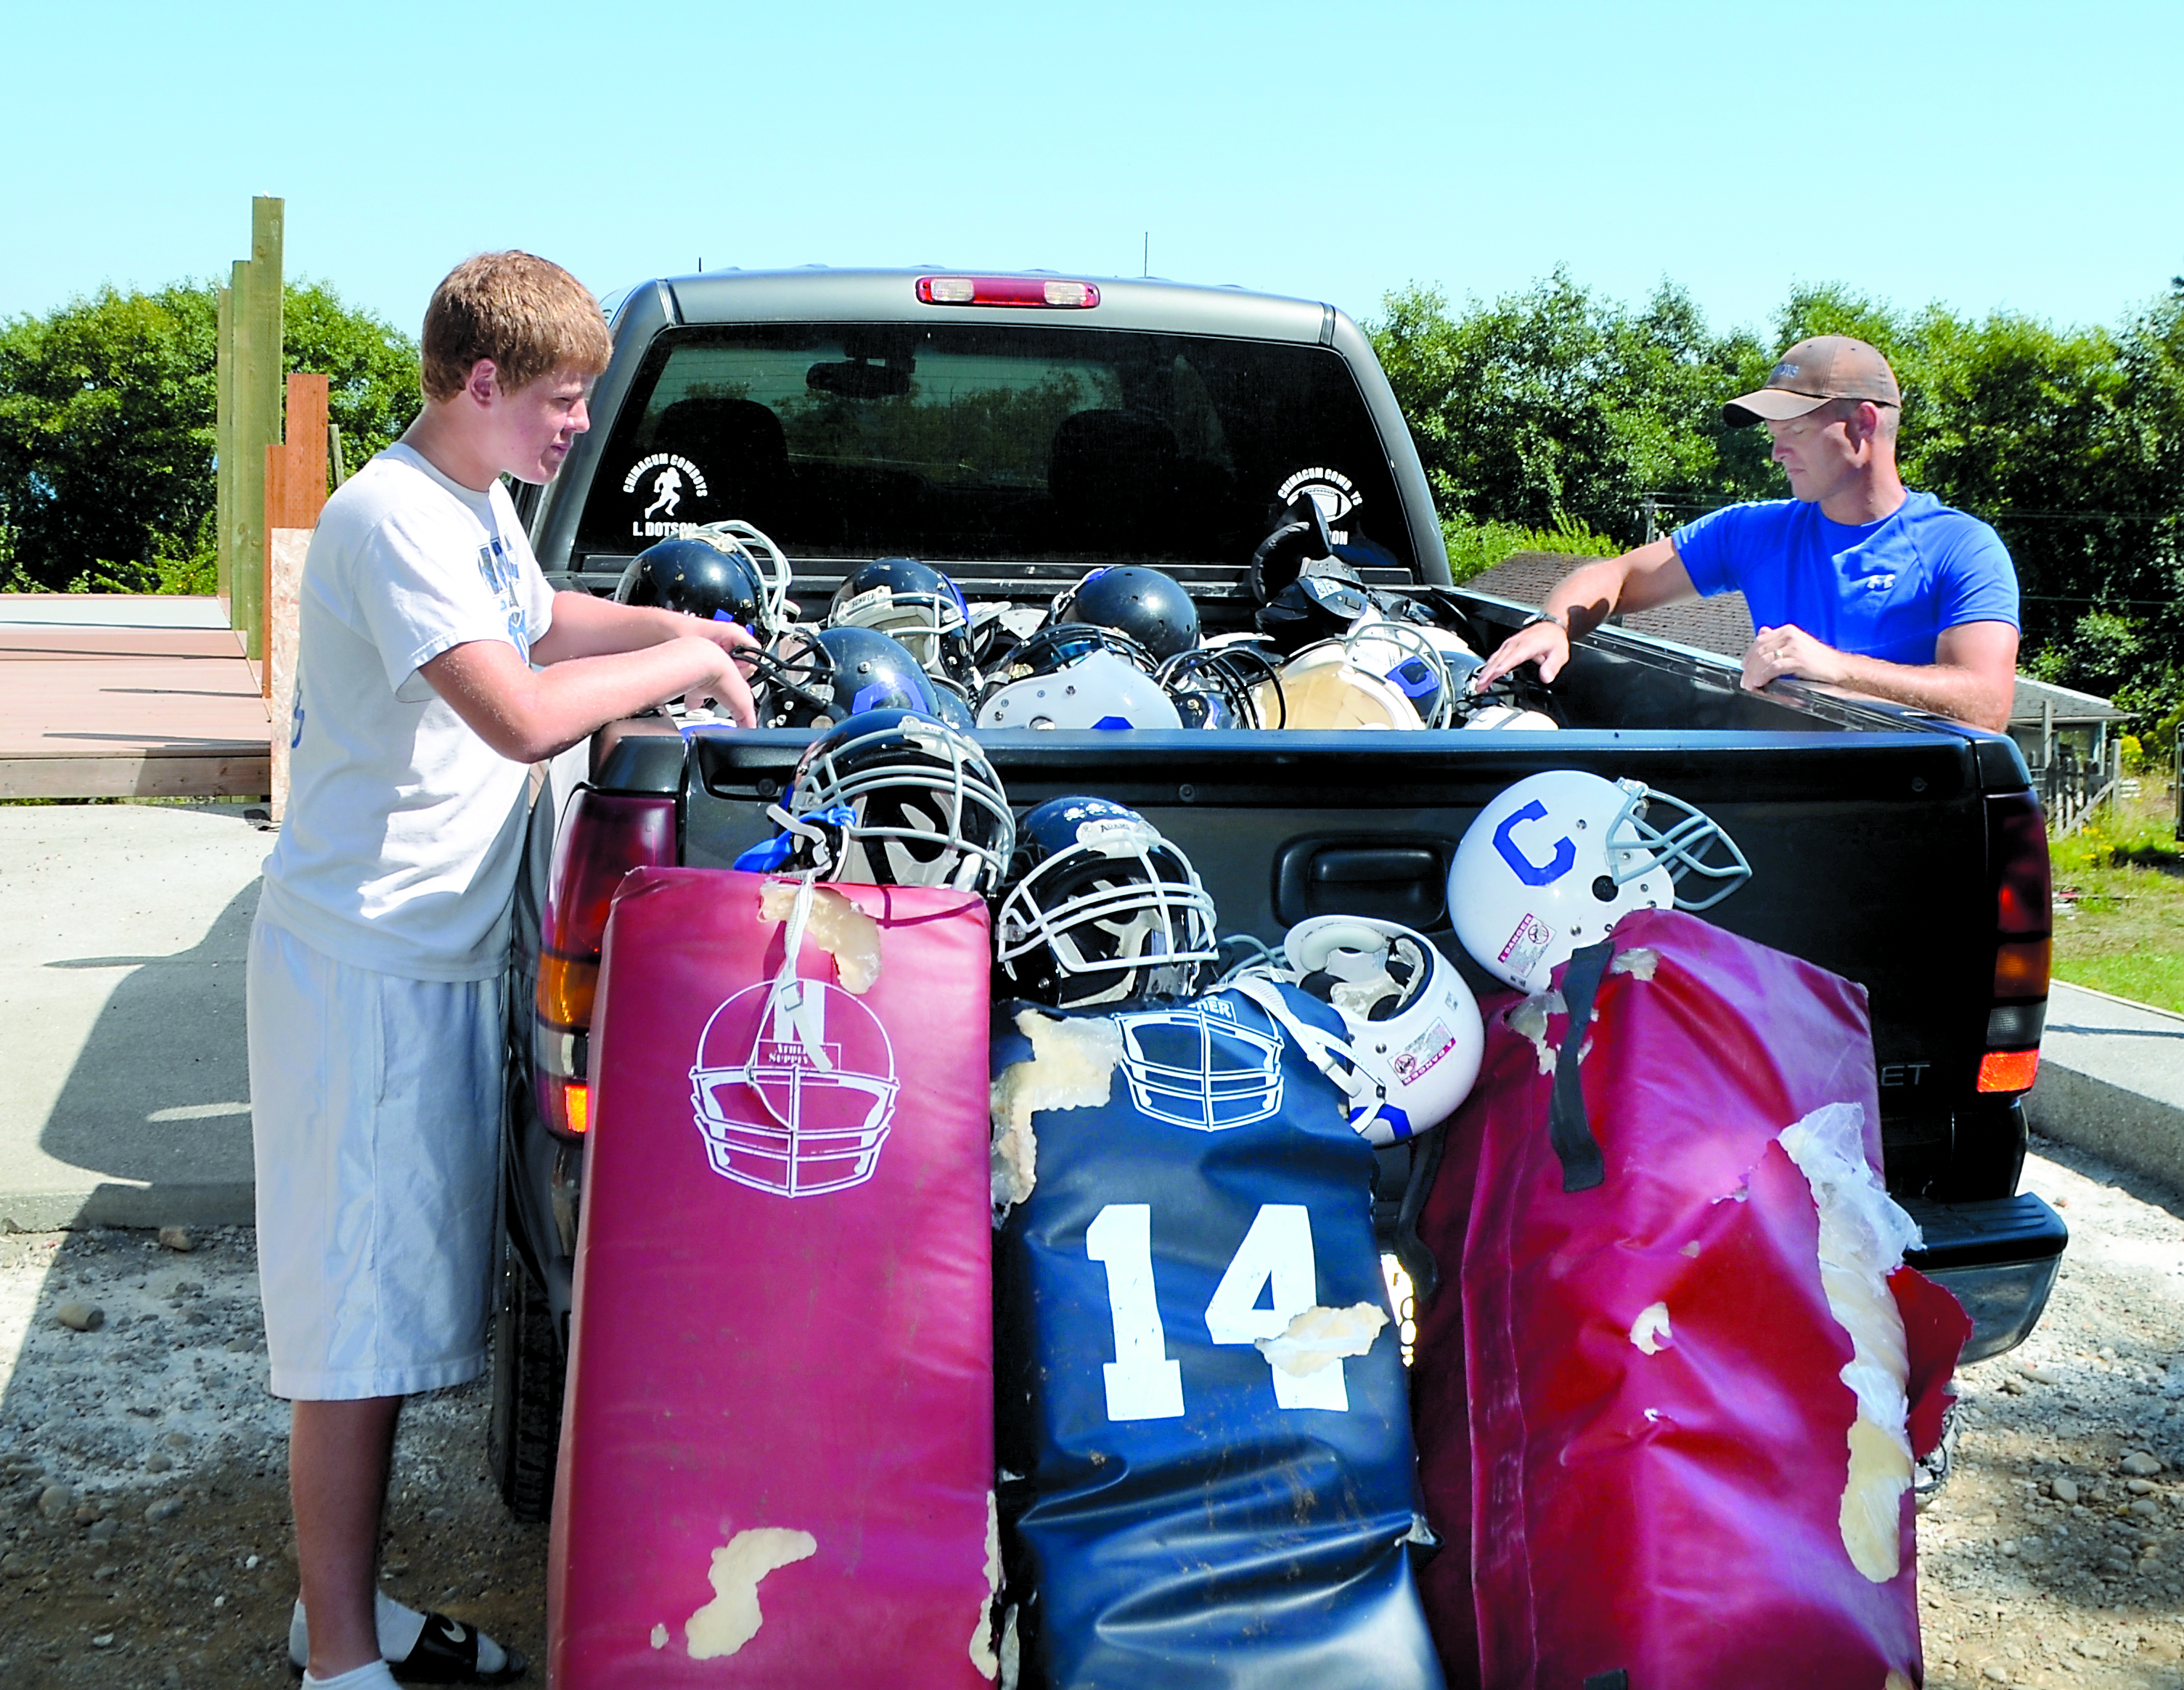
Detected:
left=1158, top=642, right=1286, bottom=730
left=790, top=709, right=1015, bottom=896
left=995, top=798, right=1219, bottom=1008
left=1449, top=772, right=1751, bottom=992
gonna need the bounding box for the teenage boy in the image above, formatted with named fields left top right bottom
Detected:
left=1471, top=335, right=2019, bottom=731
left=249, top=251, right=753, bottom=1689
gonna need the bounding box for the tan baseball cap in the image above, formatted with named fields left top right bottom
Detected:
left=1723, top=335, right=1902, bottom=426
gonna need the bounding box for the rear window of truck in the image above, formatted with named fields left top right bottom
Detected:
left=578, top=322, right=1413, bottom=573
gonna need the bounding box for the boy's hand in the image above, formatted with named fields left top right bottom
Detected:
left=676, top=636, right=758, bottom=727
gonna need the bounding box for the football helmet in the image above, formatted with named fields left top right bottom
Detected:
left=689, top=976, right=900, bottom=1196
left=994, top=797, right=1219, bottom=1008
left=756, top=625, right=937, bottom=729
left=1047, top=566, right=1201, bottom=661
left=614, top=531, right=780, bottom=642
left=827, top=558, right=976, bottom=685
left=988, top=621, right=1161, bottom=683
left=790, top=709, right=1015, bottom=894
left=977, top=648, right=1182, bottom=730
left=1449, top=772, right=1752, bottom=992
left=1259, top=640, right=1426, bottom=731
left=1255, top=572, right=1375, bottom=654
left=1284, top=916, right=1482, bottom=1143
left=1339, top=616, right=1457, bottom=730
left=1460, top=703, right=1560, bottom=731
left=1113, top=995, right=1288, bottom=1132
left=1158, top=642, right=1287, bottom=730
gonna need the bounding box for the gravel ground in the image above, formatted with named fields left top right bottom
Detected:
left=0, top=1133, right=2177, bottom=1689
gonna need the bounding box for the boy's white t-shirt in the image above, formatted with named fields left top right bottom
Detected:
left=260, top=443, right=555, bottom=981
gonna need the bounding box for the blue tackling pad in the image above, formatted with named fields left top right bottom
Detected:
left=993, top=983, right=1445, bottom=1690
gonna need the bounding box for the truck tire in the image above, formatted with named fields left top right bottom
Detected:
left=488, top=1241, right=565, bottom=1524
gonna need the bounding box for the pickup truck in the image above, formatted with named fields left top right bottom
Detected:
left=486, top=266, right=2067, bottom=1522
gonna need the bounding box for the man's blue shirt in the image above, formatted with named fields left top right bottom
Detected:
left=1670, top=491, right=2019, bottom=666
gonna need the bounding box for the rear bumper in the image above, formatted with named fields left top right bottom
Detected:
left=1900, top=1192, right=2068, bottom=1364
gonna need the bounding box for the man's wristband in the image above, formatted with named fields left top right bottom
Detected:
left=1518, top=611, right=1571, bottom=637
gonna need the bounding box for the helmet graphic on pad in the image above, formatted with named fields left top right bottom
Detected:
left=689, top=978, right=900, bottom=1197
left=790, top=709, right=1015, bottom=895
left=995, top=797, right=1218, bottom=1008
left=1449, top=772, right=1751, bottom=992
left=1113, top=996, right=1287, bottom=1132
left=1285, top=916, right=1482, bottom=1143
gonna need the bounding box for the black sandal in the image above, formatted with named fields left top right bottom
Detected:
left=390, top=1613, right=528, bottom=1685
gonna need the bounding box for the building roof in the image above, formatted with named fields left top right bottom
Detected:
left=2008, top=674, right=2129, bottom=727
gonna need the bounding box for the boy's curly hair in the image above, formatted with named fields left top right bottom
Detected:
left=420, top=252, right=613, bottom=402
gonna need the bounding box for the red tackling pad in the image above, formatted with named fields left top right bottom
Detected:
left=1409, top=907, right=1970, bottom=1690
left=548, top=868, right=997, bottom=1689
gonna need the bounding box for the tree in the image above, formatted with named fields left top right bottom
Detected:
left=1370, top=270, right=1769, bottom=548
left=0, top=280, right=419, bottom=593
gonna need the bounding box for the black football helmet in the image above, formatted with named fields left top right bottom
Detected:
left=790, top=709, right=1015, bottom=895
left=1248, top=492, right=1361, bottom=604
left=755, top=625, right=938, bottom=730
left=614, top=533, right=779, bottom=641
left=1047, top=566, right=1201, bottom=661
left=827, top=558, right=977, bottom=686
left=1157, top=642, right=1287, bottom=730
left=1254, top=572, right=1377, bottom=654
left=994, top=796, right=1219, bottom=1008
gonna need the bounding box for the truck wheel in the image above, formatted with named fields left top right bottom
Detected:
left=488, top=1241, right=565, bottom=1524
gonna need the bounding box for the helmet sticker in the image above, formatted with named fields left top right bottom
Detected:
left=1497, top=913, right=1555, bottom=984
left=1390, top=1019, right=1459, bottom=1090
left=622, top=453, right=712, bottom=542
left=1493, top=800, right=1577, bottom=886
left=1073, top=815, right=1158, bottom=857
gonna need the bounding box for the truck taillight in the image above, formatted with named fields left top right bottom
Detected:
left=1979, top=791, right=2050, bottom=1094
left=536, top=790, right=675, bottom=1138
left=916, top=275, right=1101, bottom=309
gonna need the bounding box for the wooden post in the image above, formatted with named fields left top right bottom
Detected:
left=266, top=372, right=330, bottom=822
left=215, top=285, right=234, bottom=608
left=226, top=197, right=284, bottom=673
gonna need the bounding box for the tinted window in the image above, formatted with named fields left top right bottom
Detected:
left=577, top=322, right=1410, bottom=573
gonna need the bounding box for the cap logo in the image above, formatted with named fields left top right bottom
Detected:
left=1770, top=362, right=1800, bottom=383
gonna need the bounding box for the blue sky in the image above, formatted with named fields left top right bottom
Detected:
left=4, top=0, right=2180, bottom=344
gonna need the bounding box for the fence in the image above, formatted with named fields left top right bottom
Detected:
left=2037, top=736, right=2122, bottom=837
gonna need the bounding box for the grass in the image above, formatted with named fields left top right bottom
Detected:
left=2048, top=785, right=2184, bottom=1012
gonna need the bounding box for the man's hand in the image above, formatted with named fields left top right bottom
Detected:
left=1471, top=619, right=1572, bottom=690
left=1738, top=619, right=2019, bottom=730
left=1741, top=624, right=1846, bottom=692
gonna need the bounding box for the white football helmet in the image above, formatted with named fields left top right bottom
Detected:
left=1460, top=703, right=1559, bottom=732
left=688, top=978, right=901, bottom=1197
left=1449, top=772, right=1751, bottom=992
left=1114, top=995, right=1287, bottom=1132
left=1338, top=616, right=1457, bottom=729
left=1283, top=916, right=1484, bottom=1144
left=1258, top=640, right=1425, bottom=731
left=977, top=648, right=1183, bottom=730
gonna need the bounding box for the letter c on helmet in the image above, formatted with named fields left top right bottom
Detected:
left=1492, top=799, right=1576, bottom=886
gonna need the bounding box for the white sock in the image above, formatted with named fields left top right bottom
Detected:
left=291, top=1590, right=503, bottom=1671
left=302, top=1662, right=399, bottom=1690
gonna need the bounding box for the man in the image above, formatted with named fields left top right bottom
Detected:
left=249, top=252, right=755, bottom=1689
left=1471, top=335, right=2020, bottom=731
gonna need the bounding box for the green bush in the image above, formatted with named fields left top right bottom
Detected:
left=1440, top=517, right=1620, bottom=585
